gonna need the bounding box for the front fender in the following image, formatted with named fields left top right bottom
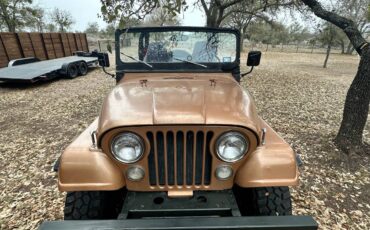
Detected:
left=235, top=120, right=299, bottom=187
left=58, top=118, right=125, bottom=192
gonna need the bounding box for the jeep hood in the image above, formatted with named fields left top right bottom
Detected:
left=97, top=73, right=261, bottom=137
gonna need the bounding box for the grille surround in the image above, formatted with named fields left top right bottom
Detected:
left=101, top=126, right=258, bottom=191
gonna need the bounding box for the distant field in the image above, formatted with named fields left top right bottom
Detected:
left=0, top=52, right=368, bottom=229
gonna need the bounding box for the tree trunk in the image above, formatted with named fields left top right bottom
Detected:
left=240, top=38, right=244, bottom=52
left=5, top=21, right=16, bottom=32
left=323, top=42, right=332, bottom=68
left=266, top=44, right=269, bottom=52
left=348, top=46, right=355, bottom=55
left=206, top=6, right=219, bottom=27
left=301, top=0, right=370, bottom=155
left=334, top=46, right=370, bottom=153
left=206, top=17, right=217, bottom=27
left=340, top=41, right=345, bottom=54
left=346, top=42, right=354, bottom=54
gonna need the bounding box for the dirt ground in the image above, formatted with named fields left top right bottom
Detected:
left=0, top=52, right=369, bottom=229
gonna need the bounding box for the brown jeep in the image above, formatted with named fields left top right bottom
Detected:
left=53, top=27, right=316, bottom=229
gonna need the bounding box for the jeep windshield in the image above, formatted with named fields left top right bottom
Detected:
left=116, top=27, right=240, bottom=73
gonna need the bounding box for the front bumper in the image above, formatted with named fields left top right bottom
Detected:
left=40, top=216, right=317, bottom=230
left=40, top=190, right=317, bottom=229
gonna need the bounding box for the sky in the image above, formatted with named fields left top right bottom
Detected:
left=33, top=0, right=206, bottom=32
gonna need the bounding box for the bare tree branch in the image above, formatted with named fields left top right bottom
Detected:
left=301, top=0, right=368, bottom=55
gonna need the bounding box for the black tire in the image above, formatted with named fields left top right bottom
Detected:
left=233, top=186, right=292, bottom=216
left=78, top=61, right=88, bottom=76
left=67, top=63, right=78, bottom=79
left=64, top=189, right=126, bottom=220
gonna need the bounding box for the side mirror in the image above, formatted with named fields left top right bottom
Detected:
left=241, top=51, right=262, bottom=78
left=97, top=52, right=110, bottom=67
left=247, top=51, right=261, bottom=67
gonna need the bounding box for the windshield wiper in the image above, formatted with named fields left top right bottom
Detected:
left=173, top=57, right=207, bottom=68
left=120, top=52, right=153, bottom=68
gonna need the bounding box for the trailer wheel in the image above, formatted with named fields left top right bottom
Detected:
left=64, top=189, right=126, bottom=220
left=233, top=186, right=292, bottom=216
left=78, top=61, right=88, bottom=76
left=66, top=63, right=78, bottom=79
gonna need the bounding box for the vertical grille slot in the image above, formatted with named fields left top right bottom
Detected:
left=195, top=132, right=204, bottom=185
left=166, top=132, right=175, bottom=185
left=156, top=132, right=165, bottom=185
left=186, top=131, right=194, bottom=185
left=204, top=132, right=213, bottom=185
left=176, top=132, right=184, bottom=185
left=147, top=128, right=213, bottom=188
left=147, top=132, right=156, bottom=186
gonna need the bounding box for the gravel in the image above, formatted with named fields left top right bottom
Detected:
left=0, top=52, right=369, bottom=229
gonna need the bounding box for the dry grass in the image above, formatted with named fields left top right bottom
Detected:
left=0, top=51, right=369, bottom=229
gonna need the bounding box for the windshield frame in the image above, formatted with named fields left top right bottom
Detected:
left=115, top=26, right=240, bottom=74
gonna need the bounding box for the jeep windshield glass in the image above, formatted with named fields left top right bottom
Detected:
left=119, top=29, right=237, bottom=70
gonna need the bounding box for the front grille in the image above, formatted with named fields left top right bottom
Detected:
left=147, top=130, right=213, bottom=187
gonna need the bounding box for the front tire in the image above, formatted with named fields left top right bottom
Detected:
left=64, top=189, right=126, bottom=220
left=233, top=186, right=292, bottom=216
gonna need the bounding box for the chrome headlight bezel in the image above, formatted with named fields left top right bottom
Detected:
left=110, top=132, right=145, bottom=164
left=216, top=131, right=249, bottom=163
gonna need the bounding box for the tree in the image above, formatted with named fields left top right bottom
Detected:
left=99, top=0, right=296, bottom=28
left=302, top=0, right=370, bottom=155
left=246, top=20, right=290, bottom=50
left=85, top=22, right=99, bottom=34
left=318, top=23, right=336, bottom=68
left=45, top=23, right=56, bottom=32
left=288, top=22, right=310, bottom=52
left=50, top=8, right=74, bottom=32
left=101, top=24, right=116, bottom=37
left=144, top=6, right=181, bottom=26
left=99, top=0, right=183, bottom=28
left=0, top=0, right=38, bottom=32
left=221, top=0, right=283, bottom=51
left=315, top=22, right=344, bottom=67
left=336, top=0, right=369, bottom=54
left=25, top=7, right=45, bottom=32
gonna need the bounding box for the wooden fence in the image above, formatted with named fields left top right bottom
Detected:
left=0, top=32, right=89, bottom=68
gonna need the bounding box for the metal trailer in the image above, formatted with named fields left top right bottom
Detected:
left=0, top=52, right=100, bottom=83
left=39, top=191, right=318, bottom=230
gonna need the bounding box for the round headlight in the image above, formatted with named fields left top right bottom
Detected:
left=111, top=132, right=144, bottom=163
left=216, top=132, right=249, bottom=162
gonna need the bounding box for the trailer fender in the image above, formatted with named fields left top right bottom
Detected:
left=8, top=57, right=40, bottom=67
